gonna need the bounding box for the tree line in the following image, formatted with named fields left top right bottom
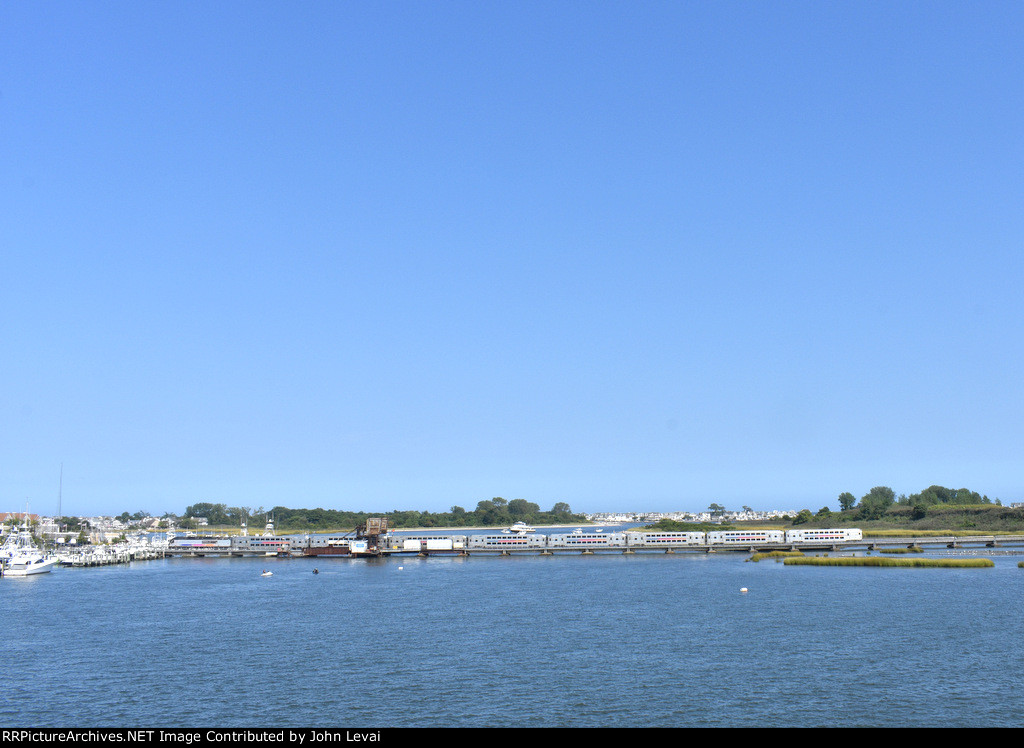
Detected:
left=794, top=484, right=1004, bottom=524
left=178, top=498, right=586, bottom=531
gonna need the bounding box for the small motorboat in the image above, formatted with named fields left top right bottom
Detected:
left=260, top=570, right=273, bottom=577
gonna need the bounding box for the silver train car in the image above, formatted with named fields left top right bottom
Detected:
left=546, top=532, right=626, bottom=548
left=467, top=533, right=548, bottom=549
left=707, top=530, right=786, bottom=545
left=624, top=531, right=706, bottom=547
left=784, top=528, right=863, bottom=542
left=376, top=535, right=470, bottom=552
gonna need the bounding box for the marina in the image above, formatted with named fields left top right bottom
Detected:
left=6, top=520, right=1024, bottom=575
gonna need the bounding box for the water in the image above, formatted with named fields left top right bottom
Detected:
left=3, top=549, right=1024, bottom=727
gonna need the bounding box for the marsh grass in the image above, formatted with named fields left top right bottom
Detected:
left=748, top=550, right=805, bottom=562
left=784, top=557, right=994, bottom=568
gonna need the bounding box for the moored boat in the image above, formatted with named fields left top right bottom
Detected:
left=4, top=550, right=59, bottom=576
left=1, top=527, right=58, bottom=577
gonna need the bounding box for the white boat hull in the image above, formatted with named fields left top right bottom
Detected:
left=4, top=556, right=59, bottom=576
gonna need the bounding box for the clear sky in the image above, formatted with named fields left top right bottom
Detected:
left=2, top=2, right=1022, bottom=518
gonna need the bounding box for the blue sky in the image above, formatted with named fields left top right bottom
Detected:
left=2, top=2, right=1022, bottom=518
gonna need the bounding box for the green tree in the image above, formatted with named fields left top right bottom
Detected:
left=184, top=502, right=230, bottom=525
left=508, top=499, right=540, bottom=516
left=226, top=507, right=252, bottom=526
left=474, top=500, right=502, bottom=526
left=792, top=509, right=814, bottom=525
left=858, top=486, right=896, bottom=520
left=838, top=492, right=856, bottom=511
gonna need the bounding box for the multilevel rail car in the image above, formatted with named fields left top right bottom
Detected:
left=706, top=530, right=786, bottom=545
left=624, top=531, right=706, bottom=546
left=783, top=528, right=863, bottom=542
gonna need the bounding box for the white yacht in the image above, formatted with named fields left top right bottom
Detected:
left=1, top=528, right=58, bottom=576
left=4, top=549, right=59, bottom=576
left=508, top=522, right=536, bottom=534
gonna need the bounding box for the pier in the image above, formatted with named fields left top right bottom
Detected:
left=56, top=544, right=166, bottom=567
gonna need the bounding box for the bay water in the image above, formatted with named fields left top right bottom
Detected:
left=3, top=548, right=1023, bottom=727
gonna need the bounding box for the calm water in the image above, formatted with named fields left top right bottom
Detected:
left=3, top=548, right=1024, bottom=728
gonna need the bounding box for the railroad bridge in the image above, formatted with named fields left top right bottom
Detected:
left=397, top=534, right=1024, bottom=557
left=162, top=533, right=1024, bottom=559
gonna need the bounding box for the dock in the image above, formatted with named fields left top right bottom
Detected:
left=56, top=544, right=166, bottom=567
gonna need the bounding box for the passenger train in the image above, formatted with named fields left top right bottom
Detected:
left=378, top=528, right=863, bottom=553
left=168, top=527, right=863, bottom=556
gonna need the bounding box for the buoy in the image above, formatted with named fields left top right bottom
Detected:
left=740, top=587, right=748, bottom=593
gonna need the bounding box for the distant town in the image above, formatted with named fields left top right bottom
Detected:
left=587, top=509, right=798, bottom=525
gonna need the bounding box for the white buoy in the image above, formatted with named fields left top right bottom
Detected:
left=740, top=587, right=748, bottom=593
